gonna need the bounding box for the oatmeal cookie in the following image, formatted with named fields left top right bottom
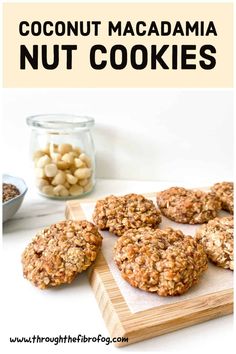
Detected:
left=93, top=193, right=162, bottom=236
left=195, top=216, right=234, bottom=270
left=22, top=220, right=102, bottom=289
left=211, top=182, right=234, bottom=214
left=114, top=227, right=208, bottom=296
left=157, top=187, right=221, bottom=224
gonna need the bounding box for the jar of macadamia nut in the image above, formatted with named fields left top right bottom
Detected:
left=27, top=115, right=95, bottom=199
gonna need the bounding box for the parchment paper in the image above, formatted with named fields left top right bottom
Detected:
left=80, top=198, right=233, bottom=314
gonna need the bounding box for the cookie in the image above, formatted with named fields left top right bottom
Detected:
left=157, top=187, right=221, bottom=224
left=93, top=193, right=162, bottom=236
left=114, top=227, right=208, bottom=296
left=211, top=182, right=234, bottom=214
left=22, top=220, right=103, bottom=289
left=195, top=216, right=234, bottom=270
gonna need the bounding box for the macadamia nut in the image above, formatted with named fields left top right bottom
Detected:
left=42, top=185, right=54, bottom=196
left=53, top=185, right=69, bottom=197
left=44, top=164, right=58, bottom=177
left=79, top=153, right=92, bottom=167
left=69, top=185, right=83, bottom=196
left=57, top=160, right=70, bottom=170
left=52, top=171, right=66, bottom=186
left=62, top=152, right=74, bottom=164
left=74, top=158, right=84, bottom=168
left=33, top=143, right=94, bottom=198
left=79, top=179, right=88, bottom=187
left=37, top=155, right=51, bottom=168
left=66, top=174, right=78, bottom=185
left=74, top=168, right=91, bottom=180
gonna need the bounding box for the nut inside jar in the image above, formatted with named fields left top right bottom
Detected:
left=33, top=143, right=93, bottom=198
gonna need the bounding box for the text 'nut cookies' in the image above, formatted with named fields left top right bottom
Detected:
left=157, top=187, right=221, bottom=224
left=195, top=216, right=234, bottom=270
left=211, top=182, right=234, bottom=214
left=113, top=227, right=208, bottom=296
left=93, top=193, right=162, bottom=236
left=22, top=220, right=102, bottom=289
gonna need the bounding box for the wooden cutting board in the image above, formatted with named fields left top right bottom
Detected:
left=65, top=194, right=233, bottom=347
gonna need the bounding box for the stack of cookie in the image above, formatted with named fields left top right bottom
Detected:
left=92, top=182, right=233, bottom=296
left=21, top=182, right=233, bottom=294
left=156, top=183, right=234, bottom=272
left=196, top=182, right=234, bottom=271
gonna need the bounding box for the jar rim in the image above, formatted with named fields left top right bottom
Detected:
left=26, top=114, right=94, bottom=130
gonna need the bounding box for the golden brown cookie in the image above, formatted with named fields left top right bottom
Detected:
left=157, top=187, right=221, bottom=224
left=93, top=193, right=162, bottom=236
left=22, top=220, right=102, bottom=289
left=195, top=216, right=234, bottom=270
left=114, top=227, right=208, bottom=296
left=211, top=182, right=234, bottom=214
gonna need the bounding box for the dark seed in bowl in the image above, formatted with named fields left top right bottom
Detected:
left=2, top=183, right=20, bottom=203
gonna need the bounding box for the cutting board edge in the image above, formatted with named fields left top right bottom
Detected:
left=65, top=194, right=233, bottom=347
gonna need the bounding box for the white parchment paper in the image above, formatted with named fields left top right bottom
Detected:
left=80, top=199, right=233, bottom=314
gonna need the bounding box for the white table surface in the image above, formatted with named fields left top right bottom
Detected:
left=2, top=179, right=233, bottom=354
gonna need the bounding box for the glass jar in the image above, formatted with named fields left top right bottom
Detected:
left=27, top=114, right=95, bottom=199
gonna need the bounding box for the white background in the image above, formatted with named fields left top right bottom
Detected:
left=3, top=89, right=233, bottom=184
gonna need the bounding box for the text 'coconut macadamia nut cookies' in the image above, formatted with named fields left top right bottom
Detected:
left=157, top=187, right=221, bottom=224
left=22, top=220, right=102, bottom=289
left=93, top=193, right=162, bottom=236
left=195, top=216, right=234, bottom=270
left=114, top=227, right=208, bottom=296
left=211, top=182, right=234, bottom=214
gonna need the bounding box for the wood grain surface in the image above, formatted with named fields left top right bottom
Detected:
left=65, top=195, right=233, bottom=347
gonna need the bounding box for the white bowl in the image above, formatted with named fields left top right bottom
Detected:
left=2, top=175, right=28, bottom=223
